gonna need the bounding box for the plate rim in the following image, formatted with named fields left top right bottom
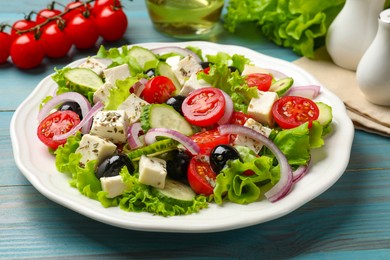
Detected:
left=10, top=41, right=355, bottom=233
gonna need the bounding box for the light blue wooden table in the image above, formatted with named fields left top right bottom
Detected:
left=1, top=1, right=390, bottom=259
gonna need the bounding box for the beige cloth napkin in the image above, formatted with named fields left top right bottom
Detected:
left=293, top=47, right=390, bottom=136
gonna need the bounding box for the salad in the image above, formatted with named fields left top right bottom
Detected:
left=36, top=44, right=332, bottom=217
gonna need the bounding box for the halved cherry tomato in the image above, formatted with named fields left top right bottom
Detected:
left=182, top=87, right=225, bottom=127
left=245, top=73, right=273, bottom=91
left=190, top=129, right=230, bottom=155
left=142, top=75, right=176, bottom=103
left=37, top=110, right=81, bottom=150
left=229, top=111, right=252, bottom=126
left=187, top=155, right=216, bottom=196
left=272, top=96, right=319, bottom=129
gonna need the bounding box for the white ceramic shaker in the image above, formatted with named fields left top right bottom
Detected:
left=326, top=0, right=386, bottom=71
left=356, top=9, right=390, bottom=106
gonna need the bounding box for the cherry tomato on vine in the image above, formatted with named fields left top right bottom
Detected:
left=182, top=87, right=226, bottom=127
left=36, top=8, right=61, bottom=25
left=94, top=5, right=128, bottom=41
left=142, top=75, right=176, bottom=104
left=91, top=0, right=122, bottom=16
left=63, top=1, right=91, bottom=22
left=187, top=155, right=217, bottom=196
left=190, top=129, right=230, bottom=155
left=272, top=96, right=320, bottom=129
left=37, top=110, right=81, bottom=150
left=64, top=13, right=99, bottom=49
left=0, top=31, right=12, bottom=63
left=10, top=32, right=45, bottom=69
left=11, top=15, right=36, bottom=39
left=245, top=73, right=273, bottom=91
left=41, top=23, right=72, bottom=58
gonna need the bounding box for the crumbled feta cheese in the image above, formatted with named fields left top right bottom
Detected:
left=103, top=63, right=130, bottom=84
left=76, top=134, right=116, bottom=167
left=93, top=82, right=115, bottom=104
left=241, top=64, right=270, bottom=76
left=172, top=55, right=202, bottom=85
left=179, top=73, right=210, bottom=96
left=233, top=118, right=272, bottom=153
left=247, top=90, right=278, bottom=126
left=78, top=57, right=112, bottom=76
left=90, top=110, right=129, bottom=143
left=138, top=155, right=167, bottom=189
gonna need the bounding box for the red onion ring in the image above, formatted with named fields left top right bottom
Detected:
left=150, top=46, right=202, bottom=63
left=144, top=128, right=200, bottom=155
left=38, top=92, right=92, bottom=133
left=217, top=90, right=234, bottom=125
left=292, top=165, right=309, bottom=183
left=127, top=122, right=145, bottom=149
left=265, top=68, right=288, bottom=80
left=130, top=78, right=148, bottom=97
left=52, top=101, right=104, bottom=141
left=217, top=124, right=293, bottom=202
left=284, top=85, right=321, bottom=99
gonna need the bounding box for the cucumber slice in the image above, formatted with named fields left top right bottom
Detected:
left=128, top=46, right=159, bottom=71
left=141, top=104, right=193, bottom=136
left=316, top=102, right=333, bottom=127
left=269, top=77, right=294, bottom=96
left=153, top=179, right=196, bottom=206
left=64, top=68, right=104, bottom=96
left=156, top=61, right=181, bottom=93
left=127, top=138, right=178, bottom=161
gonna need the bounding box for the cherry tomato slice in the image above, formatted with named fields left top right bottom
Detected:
left=37, top=110, right=81, bottom=150
left=142, top=75, right=176, bottom=104
left=187, top=155, right=216, bottom=196
left=272, top=96, right=320, bottom=129
left=229, top=111, right=253, bottom=126
left=182, top=87, right=225, bottom=127
left=245, top=73, right=273, bottom=91
left=190, top=129, right=230, bottom=155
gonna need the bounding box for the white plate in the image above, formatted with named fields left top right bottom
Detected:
left=10, top=42, right=354, bottom=233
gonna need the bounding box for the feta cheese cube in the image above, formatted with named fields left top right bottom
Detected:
left=241, top=64, right=270, bottom=76
left=247, top=90, right=279, bottom=126
left=138, top=155, right=167, bottom=189
left=165, top=55, right=181, bottom=68
left=172, top=55, right=202, bottom=85
left=234, top=118, right=272, bottom=153
left=100, top=175, right=127, bottom=198
left=103, top=63, right=130, bottom=84
left=93, top=82, right=115, bottom=104
left=179, top=73, right=210, bottom=96
left=90, top=110, right=129, bottom=143
left=117, top=93, right=149, bottom=124
left=78, top=57, right=112, bottom=76
left=76, top=134, right=116, bottom=166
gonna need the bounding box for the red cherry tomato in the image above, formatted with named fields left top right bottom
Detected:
left=187, top=155, right=216, bottom=196
left=11, top=17, right=36, bottom=39
left=229, top=111, right=252, bottom=126
left=272, top=96, right=320, bottom=129
left=41, top=23, right=72, bottom=58
left=0, top=31, right=12, bottom=63
left=91, top=0, right=122, bottom=16
left=37, top=110, right=81, bottom=150
left=182, top=87, right=225, bottom=127
left=65, top=13, right=99, bottom=49
left=190, top=129, right=230, bottom=155
left=94, top=5, right=128, bottom=41
left=10, top=33, right=45, bottom=69
left=63, top=1, right=91, bottom=22
left=245, top=73, right=273, bottom=91
left=36, top=8, right=61, bottom=25
left=142, top=76, right=176, bottom=104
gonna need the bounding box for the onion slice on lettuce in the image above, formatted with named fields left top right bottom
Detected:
left=52, top=101, right=104, bottom=141
left=38, top=92, right=92, bottom=133
left=127, top=122, right=145, bottom=149
left=218, top=124, right=293, bottom=202
left=130, top=78, right=148, bottom=97
left=150, top=46, right=202, bottom=63
left=144, top=128, right=200, bottom=155
left=284, top=85, right=321, bottom=99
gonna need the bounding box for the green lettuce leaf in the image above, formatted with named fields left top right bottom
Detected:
left=224, top=0, right=346, bottom=58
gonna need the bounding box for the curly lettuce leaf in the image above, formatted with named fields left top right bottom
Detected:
left=104, top=76, right=139, bottom=110
left=224, top=0, right=346, bottom=58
